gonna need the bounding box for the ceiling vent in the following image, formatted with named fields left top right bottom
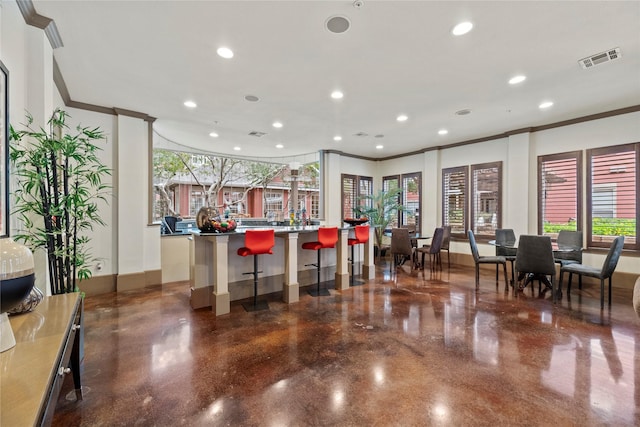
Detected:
left=326, top=15, right=350, bottom=34
left=248, top=131, right=266, bottom=137
left=354, top=132, right=369, bottom=137
left=579, top=47, right=621, bottom=69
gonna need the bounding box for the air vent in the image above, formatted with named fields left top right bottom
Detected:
left=248, top=131, right=266, bottom=137
left=326, top=15, right=350, bottom=34
left=579, top=47, right=621, bottom=69
left=354, top=132, right=369, bottom=137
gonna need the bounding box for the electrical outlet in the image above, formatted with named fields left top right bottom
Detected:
left=96, top=262, right=103, bottom=271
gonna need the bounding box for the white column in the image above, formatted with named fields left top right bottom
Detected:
left=116, top=114, right=160, bottom=290
left=335, top=228, right=349, bottom=289
left=506, top=132, right=531, bottom=235
left=363, top=226, right=375, bottom=279
left=282, top=232, right=299, bottom=303
left=210, top=235, right=230, bottom=315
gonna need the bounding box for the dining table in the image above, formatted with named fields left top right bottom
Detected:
left=488, top=238, right=580, bottom=292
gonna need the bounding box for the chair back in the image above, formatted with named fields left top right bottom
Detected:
left=441, top=225, right=451, bottom=250
left=318, top=227, right=339, bottom=248
left=391, top=228, right=413, bottom=257
left=354, top=225, right=370, bottom=243
left=556, top=230, right=583, bottom=263
left=467, top=230, right=480, bottom=263
left=495, top=228, right=517, bottom=257
left=429, top=227, right=444, bottom=254
left=515, top=235, right=555, bottom=275
left=600, top=236, right=624, bottom=278
left=244, top=229, right=275, bottom=255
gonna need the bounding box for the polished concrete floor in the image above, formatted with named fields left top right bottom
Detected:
left=54, top=262, right=640, bottom=426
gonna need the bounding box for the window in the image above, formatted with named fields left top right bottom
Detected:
left=538, top=151, right=582, bottom=236
left=443, top=166, right=468, bottom=237
left=587, top=143, right=638, bottom=250
left=471, top=162, right=502, bottom=237
left=265, top=191, right=283, bottom=215
left=341, top=174, right=373, bottom=219
left=383, top=173, right=421, bottom=232
left=152, top=147, right=320, bottom=221
left=401, top=173, right=421, bottom=233
left=382, top=175, right=400, bottom=229
left=190, top=190, right=205, bottom=216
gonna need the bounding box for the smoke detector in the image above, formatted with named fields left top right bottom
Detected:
left=579, top=47, right=621, bottom=69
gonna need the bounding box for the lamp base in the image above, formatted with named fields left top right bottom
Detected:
left=0, top=313, right=16, bottom=352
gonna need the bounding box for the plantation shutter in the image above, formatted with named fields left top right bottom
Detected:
left=359, top=176, right=373, bottom=210
left=538, top=151, right=582, bottom=236
left=342, top=174, right=357, bottom=219
left=471, top=162, right=501, bottom=237
left=587, top=143, right=639, bottom=250
left=443, top=166, right=468, bottom=237
left=401, top=173, right=421, bottom=233
left=383, top=175, right=400, bottom=229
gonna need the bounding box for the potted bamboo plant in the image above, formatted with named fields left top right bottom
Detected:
left=9, top=109, right=111, bottom=295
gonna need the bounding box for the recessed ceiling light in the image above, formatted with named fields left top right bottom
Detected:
left=233, top=146, right=241, bottom=151
left=276, top=144, right=284, bottom=149
left=509, top=75, right=526, bottom=85
left=331, top=91, right=344, bottom=99
left=273, top=122, right=283, bottom=128
left=334, top=136, right=342, bottom=141
left=375, top=145, right=384, bottom=150
left=183, top=100, right=197, bottom=108
left=396, top=114, right=408, bottom=122
left=217, top=47, right=234, bottom=59
left=452, top=21, right=473, bottom=36
left=209, top=132, right=219, bottom=138
left=438, top=129, right=448, bottom=135
left=539, top=101, right=554, bottom=109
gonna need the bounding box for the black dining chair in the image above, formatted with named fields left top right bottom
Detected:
left=495, top=229, right=517, bottom=284
left=390, top=228, right=415, bottom=272
left=559, top=236, right=624, bottom=309
left=440, top=225, right=452, bottom=268
left=415, top=227, right=444, bottom=270
left=468, top=230, right=509, bottom=290
left=514, top=235, right=558, bottom=302
left=554, top=230, right=583, bottom=267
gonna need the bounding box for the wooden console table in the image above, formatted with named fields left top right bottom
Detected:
left=1, top=292, right=83, bottom=426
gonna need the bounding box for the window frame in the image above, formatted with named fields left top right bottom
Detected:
left=537, top=151, right=583, bottom=237
left=341, top=174, right=373, bottom=219
left=586, top=143, right=639, bottom=250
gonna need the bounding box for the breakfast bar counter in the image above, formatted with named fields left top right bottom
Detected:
left=189, top=225, right=375, bottom=315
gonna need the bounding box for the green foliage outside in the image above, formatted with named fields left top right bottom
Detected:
left=544, top=218, right=636, bottom=237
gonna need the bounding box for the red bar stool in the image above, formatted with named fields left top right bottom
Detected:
left=347, top=225, right=370, bottom=286
left=237, top=229, right=275, bottom=312
left=302, top=227, right=339, bottom=297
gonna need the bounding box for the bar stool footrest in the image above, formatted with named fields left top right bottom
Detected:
left=308, top=288, right=331, bottom=297
left=242, top=300, right=269, bottom=312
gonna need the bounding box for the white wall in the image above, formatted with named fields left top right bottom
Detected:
left=2, top=1, right=160, bottom=293
left=333, top=112, right=639, bottom=277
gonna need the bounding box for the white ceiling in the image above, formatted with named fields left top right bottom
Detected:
left=32, top=0, right=640, bottom=159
